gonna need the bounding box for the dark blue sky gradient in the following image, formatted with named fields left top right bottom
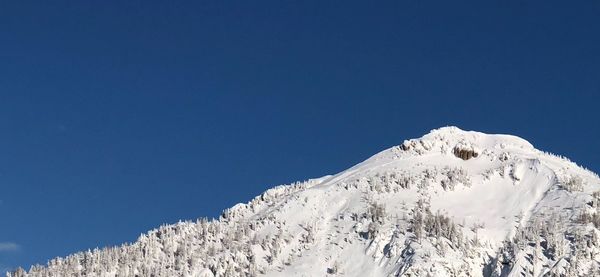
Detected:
left=1, top=0, right=599, bottom=270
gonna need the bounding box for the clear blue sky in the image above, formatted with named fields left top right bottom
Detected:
left=1, top=0, right=599, bottom=271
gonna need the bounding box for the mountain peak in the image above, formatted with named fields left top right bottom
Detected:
left=424, top=126, right=534, bottom=150
left=393, top=127, right=534, bottom=160
left=9, top=128, right=600, bottom=277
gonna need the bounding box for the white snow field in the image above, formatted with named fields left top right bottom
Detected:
left=8, top=127, right=600, bottom=276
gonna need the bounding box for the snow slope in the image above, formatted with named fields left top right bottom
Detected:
left=8, top=127, right=600, bottom=277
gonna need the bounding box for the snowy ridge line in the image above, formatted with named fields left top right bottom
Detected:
left=220, top=178, right=326, bottom=222
left=538, top=150, right=600, bottom=180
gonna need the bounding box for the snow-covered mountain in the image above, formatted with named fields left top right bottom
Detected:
left=8, top=127, right=600, bottom=277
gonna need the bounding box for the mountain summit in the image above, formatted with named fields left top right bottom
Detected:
left=9, top=127, right=600, bottom=277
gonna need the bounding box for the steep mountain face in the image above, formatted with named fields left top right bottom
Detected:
left=8, top=127, right=600, bottom=277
